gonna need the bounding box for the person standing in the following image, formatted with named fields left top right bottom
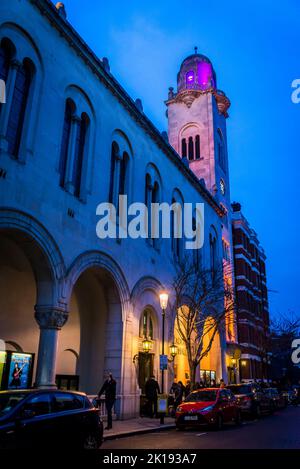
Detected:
left=98, top=372, right=116, bottom=430
left=219, top=379, right=226, bottom=389
left=145, top=375, right=160, bottom=418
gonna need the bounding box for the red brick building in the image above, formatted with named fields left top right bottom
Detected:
left=232, top=202, right=270, bottom=381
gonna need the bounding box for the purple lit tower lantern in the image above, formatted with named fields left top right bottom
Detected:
left=179, top=50, right=217, bottom=93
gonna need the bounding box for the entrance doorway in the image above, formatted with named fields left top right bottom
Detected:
left=138, top=353, right=154, bottom=394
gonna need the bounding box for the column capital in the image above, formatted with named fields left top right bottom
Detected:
left=10, top=59, right=22, bottom=70
left=115, top=150, right=123, bottom=161
left=71, top=114, right=81, bottom=124
left=35, top=305, right=68, bottom=330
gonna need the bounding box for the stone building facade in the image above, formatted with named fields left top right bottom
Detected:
left=0, top=0, right=270, bottom=419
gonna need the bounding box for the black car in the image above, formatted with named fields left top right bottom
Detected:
left=0, top=389, right=103, bottom=449
left=227, top=384, right=273, bottom=418
left=263, top=388, right=288, bottom=409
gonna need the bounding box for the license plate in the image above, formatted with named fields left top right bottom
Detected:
left=184, top=415, right=198, bottom=421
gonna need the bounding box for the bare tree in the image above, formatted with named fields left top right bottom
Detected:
left=271, top=312, right=300, bottom=338
left=171, top=258, right=236, bottom=388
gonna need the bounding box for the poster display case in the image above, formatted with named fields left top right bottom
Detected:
left=0, top=351, right=34, bottom=390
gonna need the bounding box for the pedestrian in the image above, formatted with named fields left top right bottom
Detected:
left=98, top=372, right=116, bottom=430
left=185, top=380, right=191, bottom=397
left=211, top=379, right=216, bottom=387
left=174, top=381, right=185, bottom=409
left=219, top=379, right=226, bottom=388
left=199, top=380, right=205, bottom=389
left=145, top=375, right=160, bottom=418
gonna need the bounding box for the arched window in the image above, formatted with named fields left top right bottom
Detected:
left=59, top=99, right=74, bottom=187
left=171, top=191, right=184, bottom=261
left=119, top=151, right=128, bottom=197
left=188, top=136, right=194, bottom=160
left=209, top=229, right=218, bottom=279
left=181, top=138, right=187, bottom=158
left=6, top=59, right=32, bottom=158
left=72, top=113, right=89, bottom=198
left=145, top=169, right=161, bottom=247
left=217, top=128, right=225, bottom=171
left=0, top=40, right=11, bottom=86
left=140, top=309, right=154, bottom=340
left=193, top=215, right=202, bottom=269
left=186, top=70, right=195, bottom=86
left=195, top=135, right=200, bottom=159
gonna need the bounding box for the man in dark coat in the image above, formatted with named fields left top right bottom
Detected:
left=98, top=372, right=117, bottom=430
left=145, top=375, right=160, bottom=418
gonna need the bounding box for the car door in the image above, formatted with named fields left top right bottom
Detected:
left=226, top=390, right=237, bottom=419
left=51, top=392, right=86, bottom=448
left=15, top=393, right=53, bottom=448
left=218, top=390, right=231, bottom=422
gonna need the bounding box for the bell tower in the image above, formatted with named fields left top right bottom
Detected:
left=166, top=50, right=237, bottom=345
left=166, top=49, right=231, bottom=201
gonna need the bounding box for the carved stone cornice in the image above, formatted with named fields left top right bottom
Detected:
left=165, top=88, right=231, bottom=116
left=35, top=305, right=68, bottom=330
left=213, top=90, right=231, bottom=118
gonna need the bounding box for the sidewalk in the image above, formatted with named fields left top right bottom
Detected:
left=103, top=417, right=176, bottom=441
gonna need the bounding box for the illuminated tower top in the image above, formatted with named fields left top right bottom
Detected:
left=177, top=48, right=217, bottom=93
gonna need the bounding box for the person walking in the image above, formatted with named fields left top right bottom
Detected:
left=98, top=372, right=116, bottom=430
left=145, top=375, right=160, bottom=418
left=219, top=379, right=226, bottom=389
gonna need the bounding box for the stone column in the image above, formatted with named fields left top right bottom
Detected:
left=0, top=59, right=20, bottom=152
left=35, top=305, right=68, bottom=388
left=113, top=150, right=122, bottom=209
left=64, top=114, right=81, bottom=193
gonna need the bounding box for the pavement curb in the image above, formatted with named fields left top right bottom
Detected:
left=103, top=423, right=176, bottom=441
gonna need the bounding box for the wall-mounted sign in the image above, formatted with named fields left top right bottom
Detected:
left=159, top=354, right=168, bottom=370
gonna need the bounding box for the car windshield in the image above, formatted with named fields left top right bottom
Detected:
left=227, top=385, right=251, bottom=395
left=0, top=393, right=27, bottom=417
left=185, top=390, right=217, bottom=402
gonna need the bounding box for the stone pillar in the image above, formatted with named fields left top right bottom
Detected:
left=35, top=306, right=68, bottom=388
left=64, top=114, right=80, bottom=193
left=113, top=150, right=122, bottom=209
left=0, top=59, right=20, bottom=152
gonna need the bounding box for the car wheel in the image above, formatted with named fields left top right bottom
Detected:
left=83, top=433, right=101, bottom=450
left=214, top=414, right=223, bottom=430
left=235, top=410, right=242, bottom=426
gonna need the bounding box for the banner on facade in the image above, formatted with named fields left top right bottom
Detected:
left=159, top=354, right=168, bottom=370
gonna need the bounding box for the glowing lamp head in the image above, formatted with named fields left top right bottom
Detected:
left=142, top=337, right=152, bottom=354
left=241, top=360, right=247, bottom=367
left=159, top=292, right=169, bottom=310
left=170, top=343, right=178, bottom=358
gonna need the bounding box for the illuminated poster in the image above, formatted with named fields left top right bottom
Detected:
left=8, top=353, right=33, bottom=389
left=0, top=351, right=7, bottom=388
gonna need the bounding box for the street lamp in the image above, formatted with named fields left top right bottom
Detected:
left=169, top=343, right=178, bottom=361
left=133, top=337, right=152, bottom=363
left=159, top=291, right=169, bottom=425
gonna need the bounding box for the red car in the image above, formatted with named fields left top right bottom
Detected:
left=175, top=388, right=242, bottom=431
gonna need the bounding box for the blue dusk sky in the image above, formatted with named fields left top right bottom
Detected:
left=59, top=0, right=300, bottom=318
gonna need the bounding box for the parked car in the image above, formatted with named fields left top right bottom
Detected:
left=175, top=388, right=241, bottom=431
left=0, top=389, right=103, bottom=449
left=281, top=388, right=294, bottom=404
left=227, top=383, right=273, bottom=418
left=263, top=388, right=287, bottom=409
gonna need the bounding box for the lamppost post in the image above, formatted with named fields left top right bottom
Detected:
left=161, top=307, right=165, bottom=425
left=159, top=292, right=169, bottom=425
